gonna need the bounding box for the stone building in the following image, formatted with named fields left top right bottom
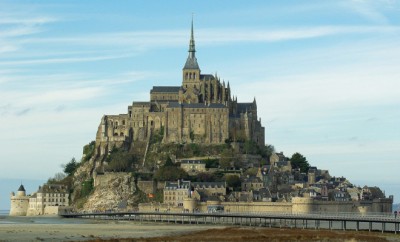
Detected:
left=163, top=180, right=191, bottom=207
left=180, top=160, right=206, bottom=174
left=27, top=184, right=69, bottom=215
left=95, top=20, right=265, bottom=157
left=192, top=182, right=226, bottom=202
left=9, top=185, right=29, bottom=216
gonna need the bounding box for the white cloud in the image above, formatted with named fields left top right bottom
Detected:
left=345, top=0, right=389, bottom=24
left=198, top=26, right=400, bottom=43
left=0, top=16, right=57, bottom=25
left=11, top=25, right=400, bottom=52
left=0, top=86, right=104, bottom=114
left=0, top=53, right=134, bottom=66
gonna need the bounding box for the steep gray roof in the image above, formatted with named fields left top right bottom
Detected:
left=183, top=57, right=200, bottom=70
left=165, top=180, right=191, bottom=189
left=18, top=184, right=26, bottom=192
left=132, top=102, right=151, bottom=106
left=183, top=18, right=200, bottom=70
left=200, top=74, right=215, bottom=80
left=192, top=182, right=226, bottom=188
left=168, top=102, right=226, bottom=109
left=150, top=86, right=180, bottom=93
left=237, top=103, right=254, bottom=113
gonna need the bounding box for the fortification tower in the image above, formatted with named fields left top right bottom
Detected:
left=9, top=184, right=29, bottom=216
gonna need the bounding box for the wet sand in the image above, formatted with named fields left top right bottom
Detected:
left=0, top=220, right=225, bottom=242
left=0, top=218, right=398, bottom=242
left=132, top=227, right=400, bottom=242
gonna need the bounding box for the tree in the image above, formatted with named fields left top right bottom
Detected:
left=226, top=175, right=241, bottom=190
left=82, top=141, right=95, bottom=162
left=243, top=140, right=258, bottom=154
left=243, top=167, right=258, bottom=177
left=219, top=149, right=240, bottom=169
left=105, top=150, right=137, bottom=172
left=63, top=158, right=78, bottom=176
left=153, top=166, right=188, bottom=181
left=260, top=144, right=275, bottom=158
left=204, top=158, right=219, bottom=168
left=195, top=172, right=216, bottom=182
left=164, top=156, right=175, bottom=167
left=290, top=152, right=310, bottom=173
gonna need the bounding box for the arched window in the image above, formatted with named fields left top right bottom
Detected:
left=185, top=73, right=188, bottom=79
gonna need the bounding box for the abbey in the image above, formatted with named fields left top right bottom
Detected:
left=96, top=21, right=265, bottom=155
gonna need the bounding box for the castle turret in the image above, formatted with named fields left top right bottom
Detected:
left=10, top=184, right=29, bottom=216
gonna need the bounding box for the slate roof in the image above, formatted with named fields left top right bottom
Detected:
left=237, top=103, right=254, bottom=113
left=18, top=185, right=26, bottom=192
left=183, top=57, right=200, bottom=69
left=192, top=182, right=226, bottom=188
left=200, top=74, right=215, bottom=80
left=165, top=180, right=191, bottom=189
left=168, top=102, right=227, bottom=109
left=150, top=86, right=181, bottom=93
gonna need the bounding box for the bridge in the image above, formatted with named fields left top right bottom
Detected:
left=61, top=211, right=400, bottom=234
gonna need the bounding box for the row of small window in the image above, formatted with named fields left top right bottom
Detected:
left=109, top=120, right=126, bottom=126
left=45, top=198, right=66, bottom=202
left=243, top=183, right=263, bottom=187
left=165, top=191, right=185, bottom=195
left=43, top=193, right=67, bottom=197
left=185, top=72, right=197, bottom=79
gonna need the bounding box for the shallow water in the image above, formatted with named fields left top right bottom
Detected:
left=0, top=213, right=94, bottom=225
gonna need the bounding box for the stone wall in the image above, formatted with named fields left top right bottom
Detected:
left=138, top=197, right=393, bottom=215
left=9, top=196, right=29, bottom=216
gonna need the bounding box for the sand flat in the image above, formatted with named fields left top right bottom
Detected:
left=0, top=222, right=224, bottom=241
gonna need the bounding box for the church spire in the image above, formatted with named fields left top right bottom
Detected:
left=189, top=15, right=196, bottom=59
left=183, top=15, right=200, bottom=70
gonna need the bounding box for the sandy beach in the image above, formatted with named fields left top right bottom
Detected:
left=1, top=223, right=399, bottom=242
left=0, top=216, right=398, bottom=242
left=0, top=220, right=224, bottom=241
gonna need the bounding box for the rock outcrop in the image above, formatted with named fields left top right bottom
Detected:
left=81, top=172, right=137, bottom=212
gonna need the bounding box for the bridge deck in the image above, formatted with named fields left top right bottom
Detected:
left=61, top=211, right=400, bottom=234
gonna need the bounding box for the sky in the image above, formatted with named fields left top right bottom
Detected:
left=0, top=0, right=399, bottom=209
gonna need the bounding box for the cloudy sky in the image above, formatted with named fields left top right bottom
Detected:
left=1, top=0, right=399, bottom=209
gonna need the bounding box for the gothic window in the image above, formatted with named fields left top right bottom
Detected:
left=122, top=120, right=125, bottom=125
left=185, top=73, right=188, bottom=79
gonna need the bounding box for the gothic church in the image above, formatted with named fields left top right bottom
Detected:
left=96, top=20, right=265, bottom=155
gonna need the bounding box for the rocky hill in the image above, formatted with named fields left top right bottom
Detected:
left=64, top=139, right=271, bottom=211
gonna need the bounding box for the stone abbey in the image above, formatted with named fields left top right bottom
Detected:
left=96, top=20, right=265, bottom=155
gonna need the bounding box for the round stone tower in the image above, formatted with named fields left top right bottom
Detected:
left=9, top=184, right=29, bottom=216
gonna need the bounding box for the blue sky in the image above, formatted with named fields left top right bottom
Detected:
left=1, top=0, right=399, bottom=209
